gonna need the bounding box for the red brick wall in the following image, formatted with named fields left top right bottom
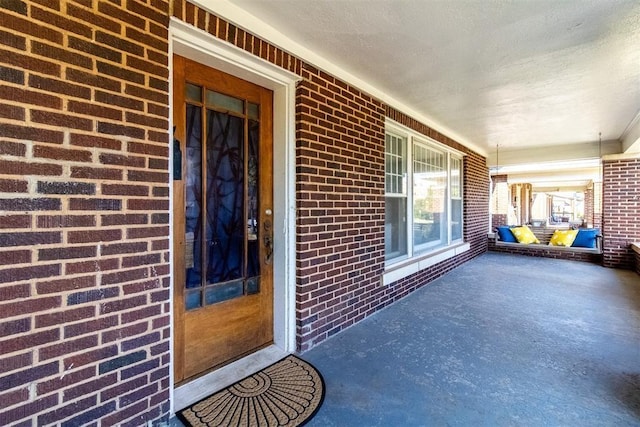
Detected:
left=488, top=238, right=603, bottom=263
left=584, top=187, right=594, bottom=227
left=602, top=158, right=640, bottom=269
left=0, top=1, right=171, bottom=425
left=295, top=66, right=387, bottom=350
left=463, top=151, right=491, bottom=254
left=172, top=1, right=302, bottom=75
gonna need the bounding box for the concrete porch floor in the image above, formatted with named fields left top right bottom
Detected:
left=174, top=253, right=640, bottom=426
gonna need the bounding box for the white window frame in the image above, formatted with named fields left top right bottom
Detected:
left=383, top=120, right=469, bottom=285
left=411, top=138, right=451, bottom=253
left=384, top=132, right=408, bottom=261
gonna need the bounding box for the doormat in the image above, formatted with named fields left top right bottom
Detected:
left=177, top=355, right=325, bottom=427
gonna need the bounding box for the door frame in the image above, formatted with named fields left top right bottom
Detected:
left=169, top=18, right=300, bottom=412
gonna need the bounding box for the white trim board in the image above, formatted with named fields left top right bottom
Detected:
left=169, top=17, right=300, bottom=415
left=383, top=243, right=470, bottom=286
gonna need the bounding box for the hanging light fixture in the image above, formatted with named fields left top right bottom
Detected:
left=598, top=132, right=603, bottom=182
left=598, top=132, right=602, bottom=157
left=597, top=132, right=603, bottom=229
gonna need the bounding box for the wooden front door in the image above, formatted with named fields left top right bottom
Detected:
left=173, top=56, right=274, bottom=383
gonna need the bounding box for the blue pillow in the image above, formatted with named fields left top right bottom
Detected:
left=572, top=228, right=599, bottom=248
left=496, top=226, right=517, bottom=242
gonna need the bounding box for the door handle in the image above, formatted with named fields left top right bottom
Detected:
left=263, top=220, right=273, bottom=264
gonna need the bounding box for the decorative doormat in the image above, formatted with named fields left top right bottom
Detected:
left=177, top=355, right=325, bottom=427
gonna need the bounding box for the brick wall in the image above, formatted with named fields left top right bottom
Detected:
left=602, top=158, right=640, bottom=269
left=295, top=66, right=387, bottom=350
left=584, top=187, right=594, bottom=227
left=0, top=1, right=171, bottom=425
left=488, top=239, right=603, bottom=263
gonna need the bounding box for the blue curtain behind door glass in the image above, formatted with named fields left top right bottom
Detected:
left=206, top=111, right=244, bottom=284
left=247, top=119, right=260, bottom=278
left=185, top=104, right=202, bottom=289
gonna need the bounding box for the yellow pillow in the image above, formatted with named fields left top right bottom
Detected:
left=549, top=229, right=578, bottom=247
left=510, top=225, right=540, bottom=244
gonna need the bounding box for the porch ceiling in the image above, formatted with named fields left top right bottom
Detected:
left=221, top=0, right=640, bottom=172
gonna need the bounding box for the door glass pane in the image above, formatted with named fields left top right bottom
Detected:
left=248, top=103, right=259, bottom=121
left=206, top=90, right=244, bottom=115
left=206, top=110, right=245, bottom=285
left=246, top=277, right=260, bottom=294
left=186, top=83, right=202, bottom=103
left=205, top=280, right=243, bottom=305
left=185, top=289, right=201, bottom=310
left=247, top=119, right=260, bottom=279
left=185, top=104, right=203, bottom=289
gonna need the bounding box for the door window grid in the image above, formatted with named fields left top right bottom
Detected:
left=183, top=84, right=262, bottom=310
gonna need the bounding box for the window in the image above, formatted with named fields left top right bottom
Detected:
left=385, top=133, right=407, bottom=260
left=385, top=126, right=464, bottom=264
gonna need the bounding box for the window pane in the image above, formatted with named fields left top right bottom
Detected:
left=413, top=144, right=447, bottom=250
left=185, top=289, right=201, bottom=310
left=247, top=119, right=260, bottom=278
left=206, top=110, right=244, bottom=284
left=451, top=157, right=461, bottom=198
left=185, top=104, right=203, bottom=289
left=204, top=280, right=244, bottom=305
left=185, top=83, right=202, bottom=103
left=385, top=133, right=405, bottom=195
left=248, top=102, right=259, bottom=121
left=452, top=199, right=463, bottom=241
left=451, top=157, right=463, bottom=241
left=385, top=196, right=407, bottom=261
left=206, top=90, right=244, bottom=115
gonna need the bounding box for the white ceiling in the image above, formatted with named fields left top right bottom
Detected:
left=222, top=0, right=640, bottom=162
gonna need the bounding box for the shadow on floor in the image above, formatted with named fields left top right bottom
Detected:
left=609, top=371, right=640, bottom=420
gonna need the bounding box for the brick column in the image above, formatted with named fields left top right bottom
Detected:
left=602, top=157, right=640, bottom=269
